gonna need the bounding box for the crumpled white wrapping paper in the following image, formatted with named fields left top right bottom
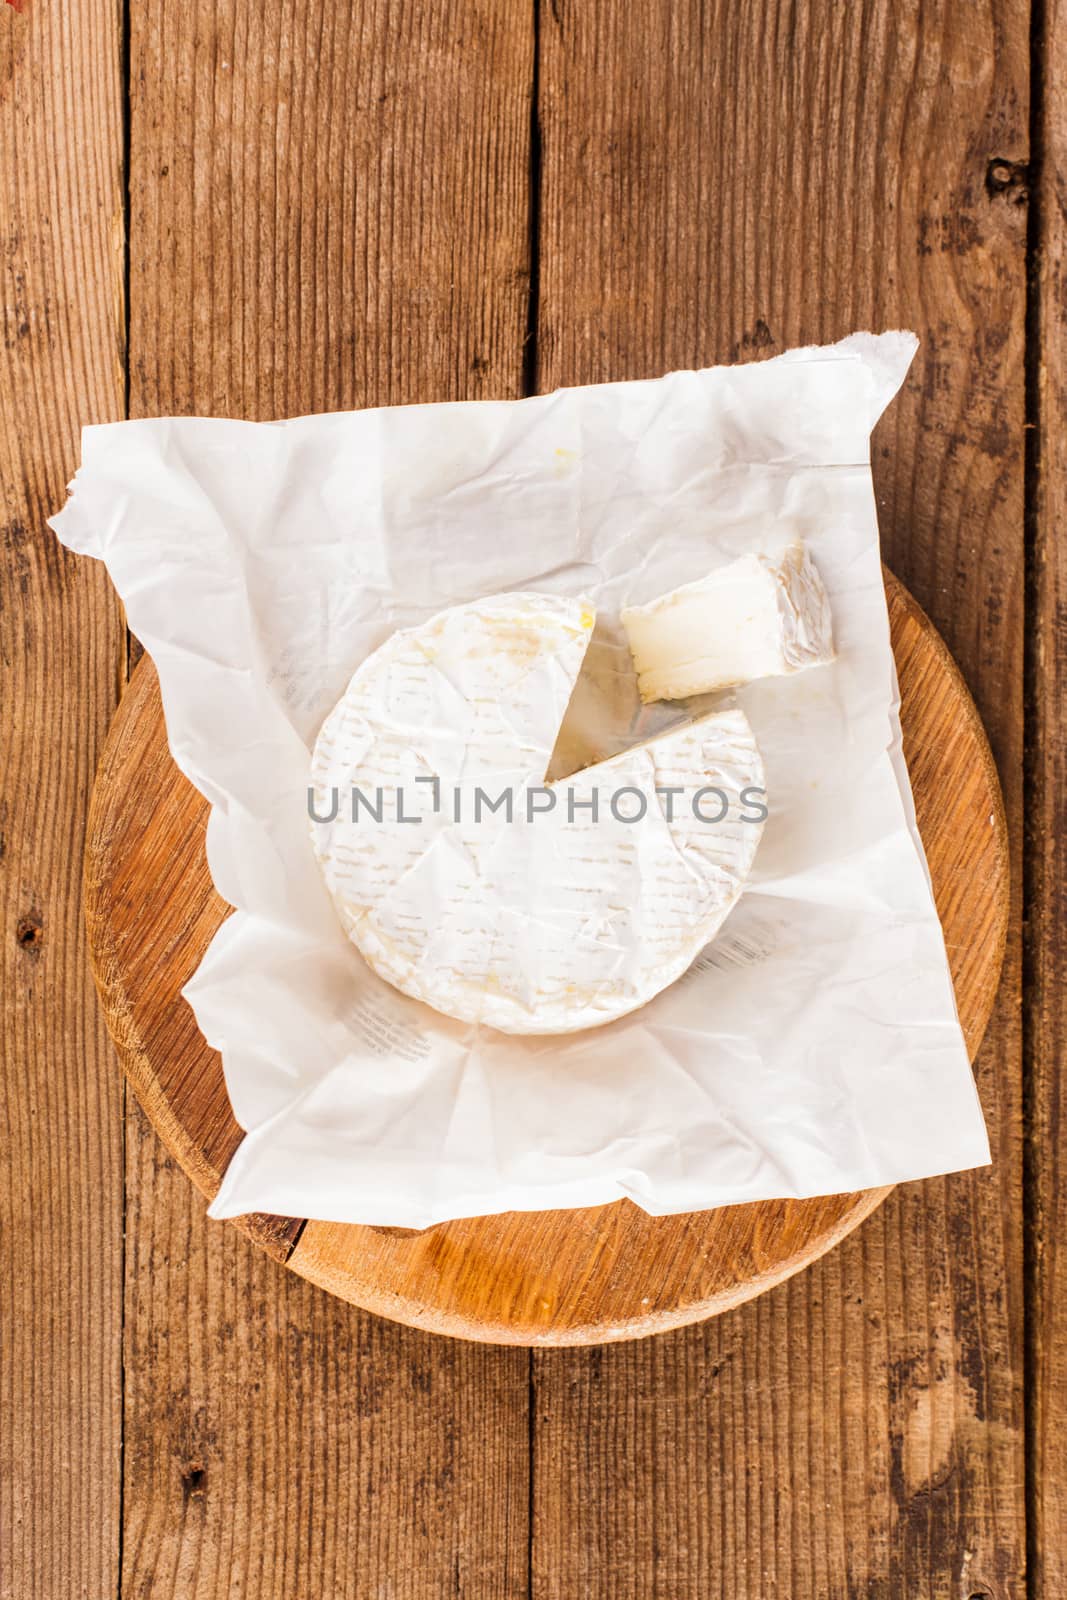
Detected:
left=51, top=332, right=991, bottom=1227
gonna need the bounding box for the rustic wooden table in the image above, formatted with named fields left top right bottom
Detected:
left=1, top=1, right=1061, bottom=1596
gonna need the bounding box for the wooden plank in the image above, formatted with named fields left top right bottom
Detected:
left=121, top=1, right=533, bottom=1595
left=1029, top=0, right=1065, bottom=1590
left=0, top=0, right=127, bottom=1596
left=128, top=0, right=533, bottom=419
left=532, top=2, right=1027, bottom=1595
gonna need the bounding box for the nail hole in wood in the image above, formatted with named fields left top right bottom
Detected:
left=985, top=157, right=1029, bottom=202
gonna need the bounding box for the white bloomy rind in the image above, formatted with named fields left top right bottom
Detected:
left=309, top=592, right=765, bottom=1035
left=621, top=541, right=836, bottom=702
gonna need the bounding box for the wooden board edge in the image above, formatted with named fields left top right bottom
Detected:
left=883, top=567, right=1011, bottom=1060
left=287, top=1185, right=896, bottom=1346
left=85, top=568, right=1012, bottom=1326
left=82, top=734, right=301, bottom=1264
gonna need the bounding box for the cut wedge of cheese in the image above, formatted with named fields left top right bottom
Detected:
left=309, top=592, right=765, bottom=1035
left=622, top=541, right=835, bottom=702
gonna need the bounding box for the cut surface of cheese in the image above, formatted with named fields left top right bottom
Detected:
left=622, top=541, right=835, bottom=702
left=309, top=592, right=765, bottom=1035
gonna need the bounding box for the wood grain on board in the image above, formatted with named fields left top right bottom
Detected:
left=86, top=574, right=1007, bottom=1344
left=119, top=1, right=535, bottom=1596
left=1030, top=0, right=1066, bottom=1592
left=0, top=2, right=126, bottom=1599
left=532, top=0, right=1026, bottom=1595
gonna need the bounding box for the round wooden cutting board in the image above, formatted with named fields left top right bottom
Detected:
left=85, top=572, right=1009, bottom=1345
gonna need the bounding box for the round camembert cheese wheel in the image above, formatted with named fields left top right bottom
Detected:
left=309, top=593, right=765, bottom=1034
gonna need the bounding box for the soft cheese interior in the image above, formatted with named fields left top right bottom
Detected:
left=309, top=593, right=765, bottom=1035
left=622, top=541, right=835, bottom=702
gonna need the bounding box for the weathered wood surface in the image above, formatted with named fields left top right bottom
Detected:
left=531, top=0, right=1027, bottom=1595
left=1030, top=0, right=1065, bottom=1592
left=86, top=573, right=1008, bottom=1344
left=0, top=0, right=1056, bottom=1594
left=0, top=2, right=126, bottom=1599
left=119, top=2, right=534, bottom=1597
